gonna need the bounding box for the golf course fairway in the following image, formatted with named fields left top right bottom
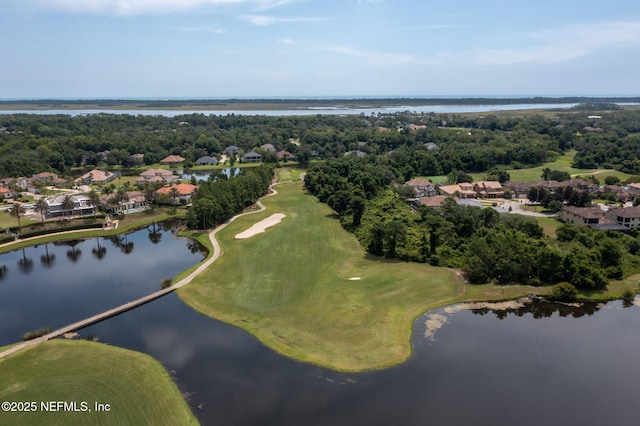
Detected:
left=178, top=181, right=465, bottom=372
left=0, top=339, right=198, bottom=425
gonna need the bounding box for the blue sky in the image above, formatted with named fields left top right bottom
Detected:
left=2, top=0, right=640, bottom=98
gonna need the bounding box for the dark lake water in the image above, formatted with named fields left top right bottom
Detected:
left=0, top=221, right=205, bottom=344
left=179, top=168, right=240, bottom=182
left=2, top=228, right=640, bottom=425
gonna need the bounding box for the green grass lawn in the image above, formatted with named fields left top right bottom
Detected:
left=424, top=150, right=636, bottom=183
left=178, top=180, right=466, bottom=371
left=0, top=339, right=198, bottom=425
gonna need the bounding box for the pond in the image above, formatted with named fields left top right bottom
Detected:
left=80, top=294, right=640, bottom=426
left=0, top=221, right=206, bottom=344
left=179, top=168, right=241, bottom=182
left=3, top=227, right=640, bottom=425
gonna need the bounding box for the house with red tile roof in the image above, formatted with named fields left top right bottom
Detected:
left=156, top=183, right=198, bottom=204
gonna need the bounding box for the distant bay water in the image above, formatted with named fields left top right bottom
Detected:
left=0, top=103, right=588, bottom=116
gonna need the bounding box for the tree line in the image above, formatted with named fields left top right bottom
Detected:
left=186, top=165, right=274, bottom=230
left=304, top=156, right=640, bottom=290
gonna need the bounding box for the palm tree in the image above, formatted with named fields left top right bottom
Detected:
left=87, top=189, right=100, bottom=218
left=169, top=186, right=180, bottom=206
left=8, top=202, right=26, bottom=236
left=34, top=198, right=49, bottom=224
left=60, top=194, right=75, bottom=218
left=112, top=189, right=129, bottom=214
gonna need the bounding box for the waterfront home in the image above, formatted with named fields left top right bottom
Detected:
left=45, top=194, right=95, bottom=218
left=156, top=183, right=198, bottom=205
left=135, top=169, right=179, bottom=186
left=241, top=151, right=262, bottom=163
left=101, top=191, right=149, bottom=214
left=261, top=143, right=277, bottom=152
left=160, top=155, right=186, bottom=168
left=195, top=156, right=218, bottom=166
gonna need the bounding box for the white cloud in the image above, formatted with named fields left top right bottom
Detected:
left=323, top=45, right=429, bottom=67
left=242, top=14, right=328, bottom=26
left=176, top=25, right=224, bottom=34
left=279, top=38, right=294, bottom=45
left=467, top=21, right=640, bottom=65
left=19, top=0, right=292, bottom=16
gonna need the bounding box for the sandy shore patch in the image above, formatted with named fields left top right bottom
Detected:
left=235, top=213, right=286, bottom=239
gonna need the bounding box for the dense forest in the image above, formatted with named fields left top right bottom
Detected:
left=3, top=106, right=640, bottom=180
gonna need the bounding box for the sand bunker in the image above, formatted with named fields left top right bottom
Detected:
left=235, top=213, right=286, bottom=239
left=348, top=277, right=361, bottom=281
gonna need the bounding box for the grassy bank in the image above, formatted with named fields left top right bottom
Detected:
left=178, top=177, right=639, bottom=372
left=178, top=181, right=466, bottom=371
left=0, top=208, right=187, bottom=255
left=0, top=339, right=198, bottom=425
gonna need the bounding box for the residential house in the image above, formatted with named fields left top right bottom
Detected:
left=424, top=142, right=439, bottom=150
left=261, top=143, right=277, bottom=152
left=404, top=178, right=437, bottom=198
left=606, top=207, right=640, bottom=229
left=33, top=172, right=58, bottom=182
left=438, top=183, right=476, bottom=199
left=74, top=169, right=117, bottom=185
left=345, top=150, right=367, bottom=158
left=135, top=169, right=179, bottom=186
left=0, top=187, right=14, bottom=199
left=156, top=183, right=198, bottom=205
left=225, top=145, right=240, bottom=156
left=561, top=206, right=606, bottom=225
left=160, top=155, right=186, bottom=168
left=101, top=191, right=149, bottom=214
left=241, top=151, right=262, bottom=163
left=416, top=195, right=449, bottom=207
left=277, top=150, right=296, bottom=162
left=45, top=194, right=95, bottom=218
left=627, top=183, right=640, bottom=195
left=473, top=181, right=504, bottom=198
left=130, top=153, right=145, bottom=165
left=195, top=156, right=218, bottom=166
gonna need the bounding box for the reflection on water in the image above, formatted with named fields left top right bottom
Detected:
left=81, top=294, right=640, bottom=426
left=0, top=223, right=205, bottom=345
left=4, top=224, right=640, bottom=425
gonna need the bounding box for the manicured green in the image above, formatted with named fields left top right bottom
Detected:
left=179, top=180, right=466, bottom=371
left=0, top=340, right=198, bottom=426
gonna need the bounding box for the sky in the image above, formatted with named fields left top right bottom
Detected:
left=1, top=0, right=640, bottom=99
